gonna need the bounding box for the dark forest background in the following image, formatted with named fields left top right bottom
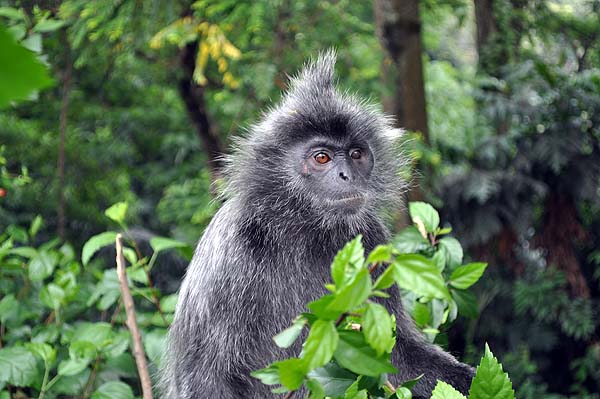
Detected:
left=1, top=0, right=599, bottom=398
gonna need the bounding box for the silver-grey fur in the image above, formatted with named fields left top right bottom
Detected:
left=161, top=51, right=474, bottom=399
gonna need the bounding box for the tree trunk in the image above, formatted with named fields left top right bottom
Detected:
left=374, top=0, right=429, bottom=227
left=373, top=0, right=429, bottom=141
left=178, top=42, right=225, bottom=179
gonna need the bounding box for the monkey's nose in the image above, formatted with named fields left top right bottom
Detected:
left=339, top=171, right=349, bottom=181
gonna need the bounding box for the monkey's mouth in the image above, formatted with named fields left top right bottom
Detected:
left=327, top=194, right=366, bottom=209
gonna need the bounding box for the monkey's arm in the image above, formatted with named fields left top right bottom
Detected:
left=390, top=306, right=475, bottom=398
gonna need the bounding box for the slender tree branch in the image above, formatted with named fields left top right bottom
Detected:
left=116, top=234, right=153, bottom=399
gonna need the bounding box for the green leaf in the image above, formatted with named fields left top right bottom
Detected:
left=26, top=342, right=56, bottom=365
left=9, top=246, right=37, bottom=259
left=58, top=358, right=90, bottom=377
left=28, top=250, right=58, bottom=281
left=431, top=381, right=466, bottom=399
left=362, top=303, right=394, bottom=356
left=392, top=227, right=430, bottom=254
left=469, top=345, right=515, bottom=399
left=451, top=290, right=479, bottom=319
left=308, top=363, right=357, bottom=396
left=438, top=237, right=463, bottom=269
left=331, top=235, right=365, bottom=288
left=0, top=7, right=25, bottom=20
left=412, top=302, right=431, bottom=327
left=0, top=347, right=38, bottom=386
left=366, top=245, right=393, bottom=264
left=333, top=331, right=397, bottom=377
left=400, top=374, right=423, bottom=389
left=0, top=25, right=53, bottom=109
left=302, top=320, right=338, bottom=370
left=0, top=294, right=18, bottom=324
left=29, top=215, right=43, bottom=239
left=396, top=387, right=413, bottom=399
left=449, top=263, right=488, bottom=289
left=373, top=264, right=396, bottom=290
left=105, top=202, right=128, bottom=224
left=143, top=329, right=166, bottom=366
left=306, top=378, right=326, bottom=399
left=39, top=283, right=65, bottom=309
left=150, top=236, right=189, bottom=253
left=393, top=254, right=450, bottom=300
left=276, top=358, right=307, bottom=390
left=274, top=318, right=306, bottom=349
left=409, top=202, right=440, bottom=233
left=71, top=322, right=112, bottom=351
left=33, top=19, right=66, bottom=33
left=160, top=294, right=179, bottom=313
left=251, top=365, right=281, bottom=386
left=327, top=268, right=372, bottom=313
left=81, top=232, right=117, bottom=266
left=91, top=381, right=134, bottom=399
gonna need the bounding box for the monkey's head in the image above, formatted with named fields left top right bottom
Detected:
left=225, top=51, right=405, bottom=228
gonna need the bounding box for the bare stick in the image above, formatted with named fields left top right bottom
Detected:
left=116, top=234, right=153, bottom=399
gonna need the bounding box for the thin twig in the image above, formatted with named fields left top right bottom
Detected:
left=116, top=234, right=153, bottom=399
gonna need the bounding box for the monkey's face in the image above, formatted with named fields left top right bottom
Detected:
left=292, top=136, right=375, bottom=215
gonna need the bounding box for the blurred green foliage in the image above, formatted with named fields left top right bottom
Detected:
left=0, top=0, right=599, bottom=398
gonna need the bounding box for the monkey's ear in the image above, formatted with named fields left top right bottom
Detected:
left=288, top=49, right=337, bottom=96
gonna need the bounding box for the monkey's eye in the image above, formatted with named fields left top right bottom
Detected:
left=350, top=149, right=362, bottom=160
left=314, top=152, right=331, bottom=164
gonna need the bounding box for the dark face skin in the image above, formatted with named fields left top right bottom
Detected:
left=293, top=137, right=375, bottom=214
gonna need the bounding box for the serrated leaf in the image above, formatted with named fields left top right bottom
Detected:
left=104, top=202, right=128, bottom=224
left=449, top=263, right=487, bottom=289
left=333, top=331, right=397, bottom=377
left=327, top=268, right=372, bottom=313
left=331, top=235, right=365, bottom=288
left=431, top=381, right=466, bottom=399
left=363, top=303, right=394, bottom=356
left=393, top=254, right=450, bottom=300
left=409, top=202, right=440, bottom=233
left=438, top=237, right=463, bottom=269
left=469, top=345, right=515, bottom=399
left=274, top=318, right=306, bottom=349
left=302, top=320, right=338, bottom=370
left=81, top=232, right=117, bottom=266
left=0, top=347, right=38, bottom=386
left=0, top=25, right=53, bottom=108
left=308, top=363, right=357, bottom=396
left=91, top=381, right=134, bottom=399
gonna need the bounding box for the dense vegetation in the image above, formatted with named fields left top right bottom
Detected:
left=1, top=0, right=599, bottom=398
